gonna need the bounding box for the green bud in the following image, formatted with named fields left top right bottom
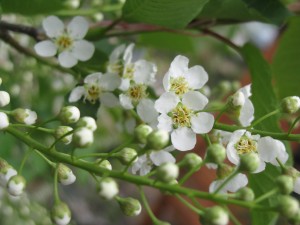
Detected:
left=59, top=106, right=80, bottom=124
left=55, top=126, right=73, bottom=144
left=239, top=152, right=259, bottom=173
left=217, top=164, right=233, bottom=179
left=76, top=116, right=97, bottom=131
left=98, top=178, right=119, bottom=200
left=276, top=175, right=294, bottom=195
left=235, top=187, right=255, bottom=201
left=157, top=163, right=179, bottom=183
left=205, top=144, right=226, bottom=165
left=134, top=124, right=153, bottom=144
left=201, top=206, right=229, bottom=225
left=51, top=202, right=71, bottom=225
left=96, top=159, right=112, bottom=171
left=57, top=164, right=76, bottom=186
left=182, top=153, right=203, bottom=169
left=147, top=130, right=169, bottom=150
left=281, top=96, right=300, bottom=114
left=116, top=197, right=142, bottom=216
left=115, top=148, right=138, bottom=165
left=277, top=195, right=299, bottom=219
left=11, top=108, right=37, bottom=125
left=7, top=175, right=26, bottom=196
left=231, top=81, right=241, bottom=92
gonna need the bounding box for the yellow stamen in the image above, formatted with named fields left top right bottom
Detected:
left=170, top=76, right=189, bottom=96
left=235, top=136, right=257, bottom=155
left=172, top=105, right=191, bottom=128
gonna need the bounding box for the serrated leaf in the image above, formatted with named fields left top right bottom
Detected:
left=122, top=0, right=210, bottom=29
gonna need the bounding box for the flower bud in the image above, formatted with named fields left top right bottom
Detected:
left=239, top=152, right=259, bottom=173
left=219, top=81, right=231, bottom=94
left=77, top=116, right=97, bottom=131
left=201, top=206, right=229, bottom=225
left=230, top=91, right=245, bottom=108
left=0, top=91, right=10, bottom=107
left=0, top=78, right=2, bottom=86
left=147, top=130, right=169, bottom=150
left=281, top=96, right=300, bottom=114
left=205, top=144, right=226, bottom=165
left=0, top=112, right=9, bottom=130
left=115, top=148, right=138, bottom=165
left=235, top=187, right=255, bottom=201
left=72, top=127, right=94, bottom=148
left=12, top=108, right=37, bottom=125
left=182, top=153, right=203, bottom=169
left=116, top=197, right=142, bottom=216
left=51, top=202, right=71, bottom=225
left=277, top=195, right=299, bottom=219
left=98, top=178, right=119, bottom=200
left=57, top=164, right=76, bottom=186
left=156, top=162, right=179, bottom=183
left=276, top=175, right=293, bottom=195
left=217, top=164, right=233, bottom=179
left=96, top=159, right=112, bottom=171
left=55, top=126, right=73, bottom=145
left=0, top=158, right=17, bottom=186
left=59, top=106, right=80, bottom=124
left=134, top=124, right=153, bottom=144
left=7, top=175, right=26, bottom=196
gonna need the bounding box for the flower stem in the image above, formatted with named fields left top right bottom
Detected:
left=254, top=188, right=278, bottom=204
left=175, top=194, right=203, bottom=215
left=213, top=170, right=239, bottom=194
left=54, top=164, right=61, bottom=204
left=34, top=150, right=56, bottom=168
left=248, top=109, right=280, bottom=129
left=288, top=115, right=300, bottom=135
left=10, top=124, right=55, bottom=134
left=18, top=148, right=33, bottom=174
left=178, top=162, right=203, bottom=185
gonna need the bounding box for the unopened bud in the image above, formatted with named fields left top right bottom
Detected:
left=157, top=162, right=179, bottom=183
left=96, top=159, right=112, bottom=171
left=59, top=106, right=80, bottom=124
left=217, top=164, right=233, bottom=179
left=72, top=127, right=94, bottom=148
left=77, top=116, right=97, bottom=131
left=98, top=178, right=119, bottom=200
left=115, top=148, right=138, bottom=165
left=147, top=130, right=169, bottom=150
left=277, top=195, right=299, bottom=219
left=205, top=144, right=226, bottom=165
left=239, top=152, right=259, bottom=173
left=12, top=108, right=37, bottom=125
left=116, top=197, right=142, bottom=216
left=51, top=202, right=71, bottom=225
left=201, top=206, right=229, bottom=225
left=55, top=126, right=73, bottom=144
left=7, top=175, right=26, bottom=196
left=58, top=164, right=76, bottom=186
left=231, top=91, right=245, bottom=107
left=276, top=175, right=293, bottom=195
left=182, top=153, right=203, bottom=169
left=281, top=96, right=300, bottom=114
left=235, top=187, right=255, bottom=201
left=0, top=91, right=10, bottom=107
left=0, top=158, right=17, bottom=186
left=0, top=112, right=9, bottom=130
left=134, top=124, right=153, bottom=144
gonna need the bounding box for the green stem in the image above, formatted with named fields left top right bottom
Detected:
left=10, top=124, right=55, bottom=134
left=288, top=115, right=300, bottom=135
left=179, top=162, right=203, bottom=185
left=254, top=188, right=278, bottom=204
left=34, top=150, right=56, bottom=168
left=214, top=105, right=229, bottom=124
left=175, top=194, right=203, bottom=215
left=213, top=170, right=239, bottom=194
left=76, top=153, right=111, bottom=159
left=18, top=148, right=33, bottom=174
left=225, top=206, right=242, bottom=225
left=248, top=109, right=280, bottom=129
left=54, top=164, right=60, bottom=204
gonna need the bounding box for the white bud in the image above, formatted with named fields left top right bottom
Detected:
left=0, top=78, right=2, bottom=86
left=0, top=91, right=10, bottom=107
left=12, top=108, right=37, bottom=125
left=147, top=130, right=169, bottom=150
left=51, top=202, right=71, bottom=225
left=116, top=197, right=142, bottom=216
left=7, top=175, right=26, bottom=196
left=231, top=91, right=245, bottom=107
left=93, top=13, right=104, bottom=22
left=58, top=164, right=76, bottom=186
left=0, top=112, right=9, bottom=130
left=157, top=163, right=179, bottom=183
left=77, top=116, right=97, bottom=131
left=281, top=96, right=300, bottom=114
left=0, top=158, right=17, bottom=186
left=72, top=127, right=94, bottom=148
left=201, top=206, right=229, bottom=225
left=55, top=126, right=73, bottom=144
left=98, top=178, right=119, bottom=200
left=59, top=106, right=80, bottom=124
left=96, top=159, right=112, bottom=171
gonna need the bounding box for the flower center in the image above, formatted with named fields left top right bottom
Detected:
left=170, top=76, right=189, bottom=95
left=171, top=104, right=192, bottom=128
left=123, top=64, right=135, bottom=79
left=108, top=60, right=124, bottom=76
left=235, top=136, right=257, bottom=155
left=127, top=84, right=147, bottom=103
left=56, top=35, right=73, bottom=50
left=85, top=83, right=101, bottom=104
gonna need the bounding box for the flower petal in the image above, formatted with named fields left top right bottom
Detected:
left=58, top=51, right=78, bottom=68
left=239, top=98, right=254, bottom=127
left=123, top=43, right=135, bottom=65
left=67, top=16, right=89, bottom=39
left=72, top=40, right=95, bottom=61
left=99, top=92, right=119, bottom=107
left=269, top=147, right=289, bottom=166
left=191, top=112, right=214, bottom=134
left=69, top=86, right=85, bottom=102
left=150, top=151, right=175, bottom=166
left=137, top=99, right=158, bottom=124
left=169, top=55, right=189, bottom=77
left=34, top=40, right=57, bottom=57
left=239, top=84, right=252, bottom=98
left=84, top=73, right=102, bottom=83
left=157, top=114, right=173, bottom=132
left=162, top=71, right=171, bottom=91
left=133, top=60, right=157, bottom=84
left=42, top=16, right=64, bottom=38
left=253, top=158, right=266, bottom=173
left=225, top=173, right=248, bottom=192
left=109, top=44, right=126, bottom=62
left=258, top=137, right=285, bottom=163
left=182, top=91, right=208, bottom=111
left=99, top=73, right=121, bottom=91
left=171, top=127, right=196, bottom=151
left=119, top=94, right=133, bottom=109
left=226, top=141, right=240, bottom=165
left=119, top=78, right=130, bottom=91
left=185, top=65, right=208, bottom=90
left=154, top=92, right=179, bottom=114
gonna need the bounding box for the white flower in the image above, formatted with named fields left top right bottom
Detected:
left=0, top=112, right=9, bottom=129
left=155, top=92, right=214, bottom=151
left=98, top=178, right=119, bottom=200
left=34, top=16, right=95, bottom=68
left=235, top=84, right=254, bottom=127
left=209, top=173, right=248, bottom=194
left=0, top=91, right=10, bottom=107
left=226, top=130, right=288, bottom=173
left=69, top=73, right=120, bottom=107
left=131, top=146, right=175, bottom=176
left=12, top=108, right=37, bottom=125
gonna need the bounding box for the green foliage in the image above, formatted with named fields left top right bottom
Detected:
left=122, top=0, right=210, bottom=29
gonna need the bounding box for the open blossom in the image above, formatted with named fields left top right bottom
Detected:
left=209, top=173, right=248, bottom=194
left=226, top=130, right=288, bottom=173
left=69, top=73, right=120, bottom=107
left=34, top=16, right=95, bottom=68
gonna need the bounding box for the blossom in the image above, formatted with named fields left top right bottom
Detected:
left=155, top=92, right=214, bottom=151
left=69, top=73, right=120, bottom=107
left=34, top=16, right=95, bottom=68
left=226, top=130, right=288, bottom=173
left=209, top=173, right=248, bottom=194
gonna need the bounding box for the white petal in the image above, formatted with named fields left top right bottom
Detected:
left=150, top=151, right=175, bottom=166
left=171, top=127, right=196, bottom=151
left=72, top=40, right=95, bottom=61
left=240, top=98, right=254, bottom=127
left=253, top=158, right=266, bottom=173
left=154, top=92, right=179, bottom=114
left=239, top=84, right=252, bottom=98
left=42, top=16, right=64, bottom=38
left=84, top=73, right=102, bottom=83
left=157, top=114, right=173, bottom=132
left=69, top=86, right=85, bottom=102
left=185, top=65, right=208, bottom=90
left=34, top=40, right=57, bottom=57
left=294, top=177, right=300, bottom=195
left=119, top=94, right=133, bottom=109
left=100, top=92, right=119, bottom=107
left=67, top=16, right=89, bottom=39
left=123, top=43, right=135, bottom=65
left=58, top=51, right=78, bottom=68
left=225, top=173, right=248, bottom=192
left=99, top=73, right=121, bottom=91
left=119, top=78, right=130, bottom=91
left=169, top=55, right=189, bottom=77
left=226, top=141, right=240, bottom=165
left=162, top=71, right=171, bottom=91
left=258, top=137, right=284, bottom=163
left=182, top=91, right=208, bottom=111
left=269, top=146, right=288, bottom=166
left=209, top=180, right=226, bottom=194
left=133, top=60, right=157, bottom=84
left=191, top=112, right=214, bottom=134
left=109, top=44, right=126, bottom=62
left=137, top=99, right=158, bottom=124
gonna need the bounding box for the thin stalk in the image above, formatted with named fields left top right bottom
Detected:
left=248, top=109, right=280, bottom=129
left=288, top=115, right=300, bottom=135
left=10, top=124, right=55, bottom=134
left=18, top=148, right=33, bottom=174
left=254, top=189, right=278, bottom=204
left=34, top=150, right=56, bottom=168
left=179, top=163, right=203, bottom=185
left=53, top=164, right=60, bottom=204
left=175, top=194, right=203, bottom=215
left=213, top=170, right=239, bottom=194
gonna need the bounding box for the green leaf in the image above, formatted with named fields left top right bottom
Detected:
left=122, top=0, right=210, bottom=29
left=241, top=43, right=280, bottom=225
left=1, top=0, right=65, bottom=15
left=272, top=17, right=300, bottom=98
